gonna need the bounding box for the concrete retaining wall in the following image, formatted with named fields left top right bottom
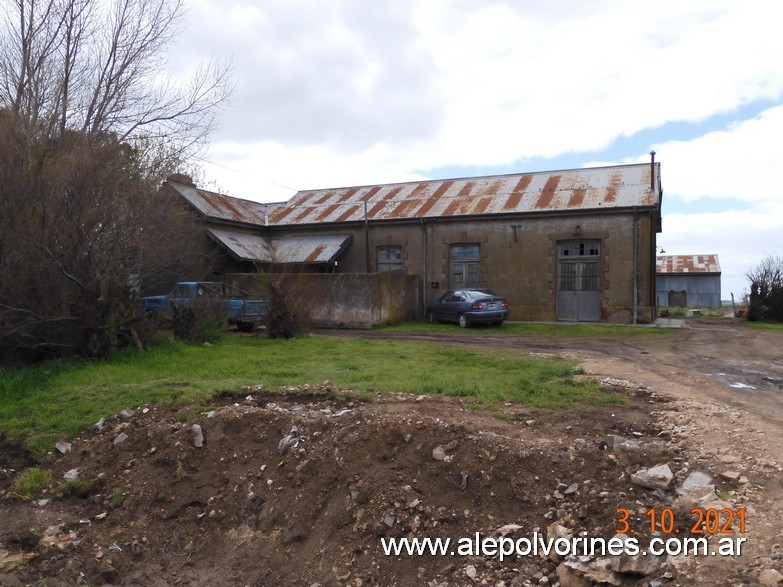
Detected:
left=226, top=273, right=421, bottom=329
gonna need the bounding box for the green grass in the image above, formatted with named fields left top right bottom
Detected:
left=375, top=321, right=673, bottom=337
left=745, top=321, right=783, bottom=331
left=10, top=467, right=51, bottom=499
left=110, top=485, right=128, bottom=509
left=1, top=334, right=619, bottom=455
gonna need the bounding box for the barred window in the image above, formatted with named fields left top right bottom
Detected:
left=377, top=245, right=403, bottom=273
left=450, top=244, right=480, bottom=288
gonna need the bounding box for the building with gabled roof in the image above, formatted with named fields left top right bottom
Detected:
left=164, top=157, right=663, bottom=324
left=656, top=254, right=722, bottom=309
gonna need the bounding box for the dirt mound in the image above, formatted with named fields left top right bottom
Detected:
left=0, top=385, right=760, bottom=586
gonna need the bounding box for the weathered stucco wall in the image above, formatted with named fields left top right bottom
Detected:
left=310, top=210, right=657, bottom=324
left=222, top=207, right=658, bottom=325
left=226, top=272, right=420, bottom=329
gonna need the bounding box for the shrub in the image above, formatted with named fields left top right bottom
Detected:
left=171, top=297, right=228, bottom=343
left=267, top=280, right=309, bottom=339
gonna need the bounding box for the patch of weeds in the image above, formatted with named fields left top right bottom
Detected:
left=154, top=491, right=170, bottom=503
left=343, top=390, right=375, bottom=403
left=176, top=410, right=190, bottom=423
left=490, top=409, right=517, bottom=422
left=174, top=460, right=188, bottom=480
left=10, top=467, right=51, bottom=500
left=59, top=475, right=96, bottom=498
left=716, top=490, right=733, bottom=501
left=110, top=485, right=128, bottom=509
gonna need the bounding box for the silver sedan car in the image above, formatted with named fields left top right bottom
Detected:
left=427, top=289, right=509, bottom=328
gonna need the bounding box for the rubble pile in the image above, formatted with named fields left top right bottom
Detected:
left=0, top=384, right=773, bottom=586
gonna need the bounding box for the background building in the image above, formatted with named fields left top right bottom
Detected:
left=165, top=159, right=663, bottom=324
left=656, top=254, right=722, bottom=309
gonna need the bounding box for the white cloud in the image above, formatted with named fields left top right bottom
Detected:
left=637, top=104, right=783, bottom=298
left=201, top=140, right=431, bottom=200
left=660, top=206, right=783, bottom=299
left=175, top=0, right=783, bottom=182
left=648, top=105, right=783, bottom=203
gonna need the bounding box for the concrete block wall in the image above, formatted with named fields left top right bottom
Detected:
left=227, top=272, right=420, bottom=329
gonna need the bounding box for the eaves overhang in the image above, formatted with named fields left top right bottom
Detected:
left=207, top=227, right=352, bottom=265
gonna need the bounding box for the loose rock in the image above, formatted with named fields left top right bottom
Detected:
left=191, top=424, right=204, bottom=448
left=631, top=463, right=673, bottom=490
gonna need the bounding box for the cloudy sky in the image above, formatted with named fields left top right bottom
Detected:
left=171, top=0, right=783, bottom=300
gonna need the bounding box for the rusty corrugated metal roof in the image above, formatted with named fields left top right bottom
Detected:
left=168, top=180, right=271, bottom=226
left=168, top=163, right=660, bottom=227
left=268, top=163, right=660, bottom=226
left=656, top=255, right=721, bottom=274
left=207, top=227, right=352, bottom=264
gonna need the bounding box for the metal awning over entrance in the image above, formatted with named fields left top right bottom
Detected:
left=207, top=228, right=352, bottom=265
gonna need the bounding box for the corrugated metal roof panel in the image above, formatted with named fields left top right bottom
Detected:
left=269, top=163, right=660, bottom=225
left=170, top=182, right=270, bottom=226
left=656, top=255, right=721, bottom=274
left=271, top=234, right=352, bottom=264
left=170, top=163, right=660, bottom=227
left=207, top=228, right=352, bottom=264
left=206, top=228, right=270, bottom=262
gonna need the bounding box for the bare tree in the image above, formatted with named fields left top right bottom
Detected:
left=746, top=253, right=783, bottom=322
left=0, top=117, right=218, bottom=360
left=0, top=0, right=232, bottom=362
left=0, top=0, right=232, bottom=165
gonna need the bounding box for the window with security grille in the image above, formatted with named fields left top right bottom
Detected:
left=558, top=240, right=601, bottom=292
left=377, top=245, right=403, bottom=273
left=450, top=244, right=480, bottom=288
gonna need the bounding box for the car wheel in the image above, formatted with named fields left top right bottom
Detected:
left=458, top=314, right=469, bottom=328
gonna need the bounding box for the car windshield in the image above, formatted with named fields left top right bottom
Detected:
left=172, top=284, right=192, bottom=298
left=467, top=289, right=498, bottom=298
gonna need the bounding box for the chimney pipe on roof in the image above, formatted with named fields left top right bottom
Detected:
left=167, top=173, right=195, bottom=187
left=649, top=151, right=656, bottom=192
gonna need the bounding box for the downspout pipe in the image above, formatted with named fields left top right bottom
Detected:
left=421, top=218, right=427, bottom=320
left=364, top=200, right=370, bottom=273
left=632, top=207, right=638, bottom=325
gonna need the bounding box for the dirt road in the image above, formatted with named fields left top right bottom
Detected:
left=326, top=319, right=783, bottom=428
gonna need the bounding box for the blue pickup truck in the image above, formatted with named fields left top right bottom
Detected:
left=139, top=281, right=269, bottom=332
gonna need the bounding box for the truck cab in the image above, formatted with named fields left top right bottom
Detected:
left=140, top=281, right=268, bottom=331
